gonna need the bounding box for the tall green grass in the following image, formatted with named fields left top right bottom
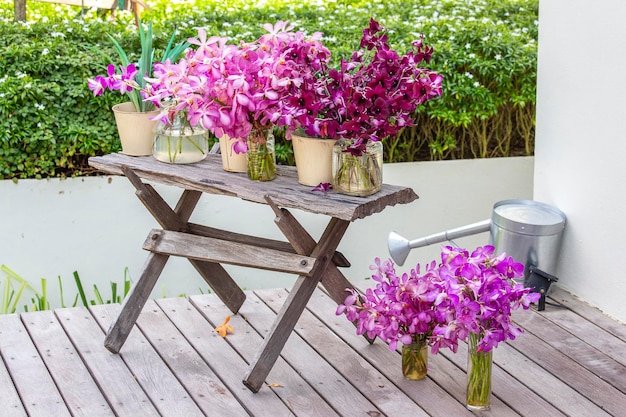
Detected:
left=0, top=264, right=132, bottom=314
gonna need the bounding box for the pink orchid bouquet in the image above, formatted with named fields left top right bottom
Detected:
left=289, top=18, right=443, bottom=154
left=337, top=245, right=540, bottom=354
left=143, top=22, right=330, bottom=155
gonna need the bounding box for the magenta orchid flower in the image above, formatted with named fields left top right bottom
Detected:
left=337, top=245, right=541, bottom=355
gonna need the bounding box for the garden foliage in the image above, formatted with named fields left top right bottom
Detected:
left=0, top=0, right=538, bottom=179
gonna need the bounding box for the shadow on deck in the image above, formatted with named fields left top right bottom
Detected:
left=1, top=286, right=625, bottom=417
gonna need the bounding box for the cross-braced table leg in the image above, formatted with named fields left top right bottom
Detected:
left=265, top=196, right=357, bottom=306
left=104, top=166, right=246, bottom=353
left=243, top=213, right=350, bottom=392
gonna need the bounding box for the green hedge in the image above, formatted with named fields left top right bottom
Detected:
left=0, top=0, right=537, bottom=179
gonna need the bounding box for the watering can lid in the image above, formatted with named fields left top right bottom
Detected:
left=492, top=200, right=566, bottom=235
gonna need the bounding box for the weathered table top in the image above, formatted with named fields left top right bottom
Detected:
left=88, top=153, right=418, bottom=221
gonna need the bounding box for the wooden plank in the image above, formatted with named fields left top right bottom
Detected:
left=88, top=153, right=419, bottom=221
left=20, top=310, right=115, bottom=417
left=188, top=222, right=350, bottom=268
left=90, top=303, right=205, bottom=417
left=173, top=189, right=203, bottom=223
left=264, top=199, right=355, bottom=305
left=190, top=292, right=338, bottom=417
left=158, top=296, right=297, bottom=416
left=306, top=288, right=489, bottom=417
left=124, top=299, right=248, bottom=416
left=513, top=307, right=626, bottom=393
left=189, top=260, right=246, bottom=314
left=0, top=321, right=28, bottom=417
left=548, top=288, right=626, bottom=342
left=489, top=340, right=609, bottom=416
left=257, top=288, right=430, bottom=417
left=239, top=288, right=385, bottom=415
left=443, top=340, right=567, bottom=417
left=143, top=228, right=316, bottom=275
left=0, top=314, right=71, bottom=417
left=507, top=309, right=626, bottom=416
left=54, top=307, right=161, bottom=417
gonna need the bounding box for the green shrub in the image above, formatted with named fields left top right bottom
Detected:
left=0, top=0, right=537, bottom=179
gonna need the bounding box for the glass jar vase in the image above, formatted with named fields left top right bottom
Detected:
left=153, top=113, right=209, bottom=164
left=332, top=138, right=383, bottom=196
left=466, top=332, right=492, bottom=411
left=402, top=340, right=429, bottom=380
left=247, top=128, right=276, bottom=181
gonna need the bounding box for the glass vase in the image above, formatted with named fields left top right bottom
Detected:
left=402, top=340, right=429, bottom=380
left=332, top=138, right=383, bottom=196
left=466, top=332, right=492, bottom=411
left=247, top=128, right=276, bottom=181
left=153, top=113, right=209, bottom=164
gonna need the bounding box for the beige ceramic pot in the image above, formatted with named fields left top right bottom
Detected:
left=219, top=135, right=248, bottom=172
left=291, top=132, right=336, bottom=186
left=112, top=102, right=159, bottom=156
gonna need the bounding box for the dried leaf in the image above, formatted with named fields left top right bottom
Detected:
left=214, top=315, right=234, bottom=338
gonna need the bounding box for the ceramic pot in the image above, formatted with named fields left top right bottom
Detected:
left=291, top=132, right=336, bottom=186
left=219, top=135, right=247, bottom=173
left=112, top=102, right=159, bottom=156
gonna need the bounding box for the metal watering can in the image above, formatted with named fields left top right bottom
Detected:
left=388, top=200, right=567, bottom=310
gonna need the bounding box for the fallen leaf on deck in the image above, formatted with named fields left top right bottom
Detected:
left=214, top=315, right=234, bottom=337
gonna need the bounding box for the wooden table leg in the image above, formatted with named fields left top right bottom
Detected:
left=265, top=196, right=356, bottom=305
left=265, top=197, right=374, bottom=343
left=189, top=261, right=245, bottom=314
left=104, top=252, right=169, bottom=353
left=243, top=217, right=349, bottom=392
left=106, top=168, right=245, bottom=352
left=124, top=166, right=246, bottom=312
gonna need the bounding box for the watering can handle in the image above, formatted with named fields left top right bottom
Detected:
left=389, top=219, right=491, bottom=266
left=406, top=219, right=491, bottom=249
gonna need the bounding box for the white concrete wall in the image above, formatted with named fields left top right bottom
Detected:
left=0, top=157, right=533, bottom=309
left=534, top=1, right=626, bottom=322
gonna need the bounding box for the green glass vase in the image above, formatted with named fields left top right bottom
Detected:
left=466, top=332, right=492, bottom=411
left=402, top=340, right=428, bottom=380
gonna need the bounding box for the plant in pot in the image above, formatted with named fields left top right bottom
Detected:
left=87, top=20, right=189, bottom=156
left=148, top=23, right=330, bottom=179
left=286, top=18, right=443, bottom=195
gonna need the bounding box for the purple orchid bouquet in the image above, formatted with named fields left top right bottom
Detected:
left=289, top=18, right=443, bottom=151
left=337, top=244, right=540, bottom=355
left=87, top=22, right=189, bottom=113
left=284, top=18, right=443, bottom=195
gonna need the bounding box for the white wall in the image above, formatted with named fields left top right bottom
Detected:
left=534, top=0, right=626, bottom=322
left=0, top=157, right=533, bottom=309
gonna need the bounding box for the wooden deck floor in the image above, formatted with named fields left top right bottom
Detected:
left=1, top=286, right=625, bottom=417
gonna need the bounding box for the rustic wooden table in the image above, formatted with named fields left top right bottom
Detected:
left=88, top=152, right=418, bottom=392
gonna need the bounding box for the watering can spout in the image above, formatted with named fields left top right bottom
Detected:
left=388, top=219, right=491, bottom=266
left=388, top=231, right=411, bottom=266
